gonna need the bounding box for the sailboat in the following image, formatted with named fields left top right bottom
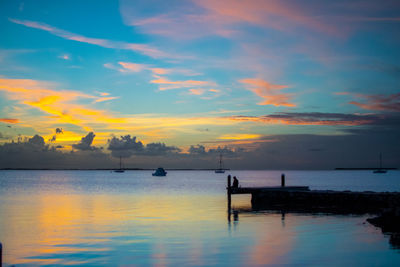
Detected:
left=215, top=153, right=225, bottom=173
left=373, top=153, right=387, bottom=174
left=114, top=156, right=125, bottom=173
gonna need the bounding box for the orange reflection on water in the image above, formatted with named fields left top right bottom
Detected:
left=246, top=214, right=294, bottom=265
left=1, top=193, right=230, bottom=265
left=0, top=191, right=304, bottom=266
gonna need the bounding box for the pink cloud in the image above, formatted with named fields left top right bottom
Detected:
left=93, top=96, right=119, bottom=103
left=59, top=54, right=70, bottom=60
left=240, top=78, right=295, bottom=107
left=149, top=68, right=170, bottom=75
left=118, top=62, right=145, bottom=72
left=188, top=89, right=206, bottom=95
left=151, top=77, right=215, bottom=91
left=120, top=0, right=340, bottom=39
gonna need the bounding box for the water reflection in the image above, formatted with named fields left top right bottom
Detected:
left=1, top=171, right=400, bottom=266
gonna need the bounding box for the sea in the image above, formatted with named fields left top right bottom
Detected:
left=0, top=170, right=399, bottom=266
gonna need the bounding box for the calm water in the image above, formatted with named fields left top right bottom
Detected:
left=0, top=170, right=399, bottom=266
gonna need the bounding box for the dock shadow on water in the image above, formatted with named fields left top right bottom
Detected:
left=1, top=170, right=400, bottom=266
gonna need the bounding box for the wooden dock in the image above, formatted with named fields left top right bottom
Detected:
left=230, top=186, right=310, bottom=194
left=226, top=174, right=400, bottom=215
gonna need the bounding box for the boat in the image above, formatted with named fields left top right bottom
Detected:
left=152, top=167, right=167, bottom=176
left=114, top=156, right=125, bottom=173
left=373, top=153, right=387, bottom=174
left=215, top=153, right=225, bottom=173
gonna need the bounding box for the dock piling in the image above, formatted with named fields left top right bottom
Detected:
left=1, top=242, right=2, bottom=267
left=281, top=173, right=285, bottom=187
left=227, top=175, right=232, bottom=220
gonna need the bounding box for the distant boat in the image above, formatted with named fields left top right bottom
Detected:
left=373, top=153, right=387, bottom=174
left=215, top=153, right=225, bottom=173
left=152, top=167, right=167, bottom=176
left=114, top=156, right=125, bottom=173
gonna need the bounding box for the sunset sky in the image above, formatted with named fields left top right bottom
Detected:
left=0, top=0, right=399, bottom=169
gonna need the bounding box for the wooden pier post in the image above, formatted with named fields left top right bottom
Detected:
left=227, top=175, right=232, bottom=221
left=1, top=242, right=2, bottom=267
left=281, top=173, right=285, bottom=187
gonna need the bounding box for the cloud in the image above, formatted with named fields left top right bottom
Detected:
left=49, top=128, right=64, bottom=144
left=120, top=0, right=342, bottom=40
left=9, top=18, right=171, bottom=59
left=347, top=93, right=400, bottom=112
left=0, top=134, right=112, bottom=169
left=151, top=76, right=215, bottom=91
left=218, top=134, right=262, bottom=140
left=104, top=62, right=210, bottom=93
left=0, top=78, right=123, bottom=132
left=0, top=132, right=11, bottom=140
left=149, top=68, right=170, bottom=75
left=0, top=118, right=19, bottom=123
left=188, top=144, right=207, bottom=155
left=1, top=117, right=400, bottom=170
left=93, top=96, right=119, bottom=103
left=225, top=112, right=381, bottom=126
left=108, top=135, right=144, bottom=158
left=188, top=89, right=206, bottom=95
left=239, top=78, right=295, bottom=107
left=144, top=142, right=181, bottom=155
left=72, top=132, right=99, bottom=151
left=207, top=146, right=238, bottom=156
left=104, top=62, right=172, bottom=78
left=59, top=54, right=70, bottom=60
left=117, top=62, right=146, bottom=72
left=107, top=135, right=180, bottom=158
left=28, top=135, right=45, bottom=147
left=188, top=144, right=238, bottom=157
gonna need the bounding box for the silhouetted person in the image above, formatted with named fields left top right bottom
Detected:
left=232, top=176, right=239, bottom=189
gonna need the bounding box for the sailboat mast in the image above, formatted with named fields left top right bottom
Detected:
left=219, top=153, right=222, bottom=169
left=119, top=156, right=122, bottom=170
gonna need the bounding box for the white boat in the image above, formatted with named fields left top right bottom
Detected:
left=373, top=153, right=387, bottom=174
left=152, top=167, right=167, bottom=176
left=114, top=156, right=125, bottom=173
left=215, top=153, right=225, bottom=173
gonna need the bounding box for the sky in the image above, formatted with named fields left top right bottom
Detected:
left=0, top=0, right=399, bottom=169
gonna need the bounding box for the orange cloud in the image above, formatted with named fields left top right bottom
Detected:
left=0, top=118, right=19, bottom=123
left=240, top=78, right=295, bottom=107
left=0, top=78, right=123, bottom=132
left=0, top=78, right=240, bottom=146
left=218, top=133, right=261, bottom=140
